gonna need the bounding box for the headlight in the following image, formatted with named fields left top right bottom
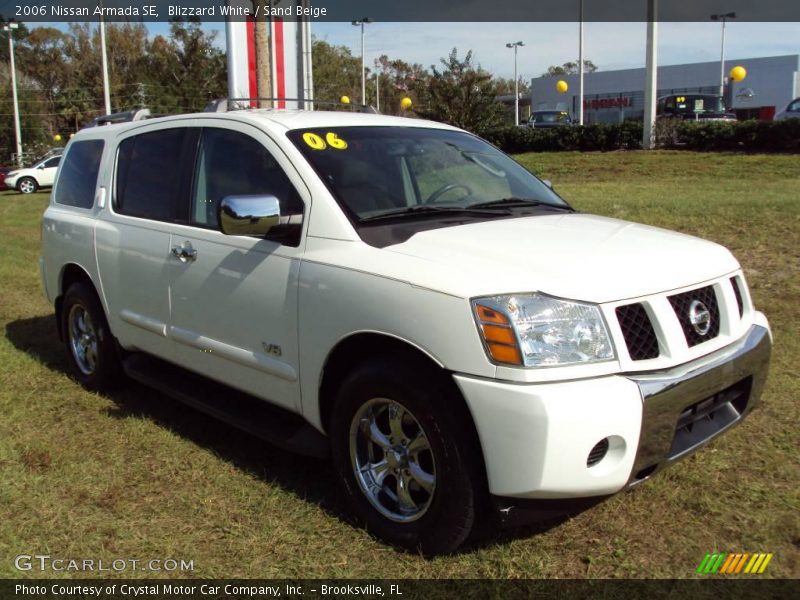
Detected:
left=472, top=293, right=615, bottom=367
left=6, top=171, right=18, bottom=178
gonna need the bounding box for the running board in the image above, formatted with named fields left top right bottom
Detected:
left=122, top=353, right=328, bottom=459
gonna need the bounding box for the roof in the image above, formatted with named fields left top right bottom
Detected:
left=73, top=108, right=458, bottom=141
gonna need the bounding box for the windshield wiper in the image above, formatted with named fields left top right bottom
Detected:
left=359, top=205, right=511, bottom=223
left=469, top=197, right=575, bottom=211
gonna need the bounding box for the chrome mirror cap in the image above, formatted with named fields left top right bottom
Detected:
left=218, top=195, right=281, bottom=236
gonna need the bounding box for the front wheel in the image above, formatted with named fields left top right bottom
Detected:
left=330, top=358, right=481, bottom=555
left=17, top=177, right=38, bottom=194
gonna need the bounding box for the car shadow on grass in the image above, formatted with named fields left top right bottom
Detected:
left=6, top=314, right=581, bottom=556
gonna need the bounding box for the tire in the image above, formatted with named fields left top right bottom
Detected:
left=17, top=177, right=38, bottom=194
left=61, top=282, right=122, bottom=392
left=330, top=357, right=481, bottom=555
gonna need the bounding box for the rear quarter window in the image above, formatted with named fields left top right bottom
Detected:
left=54, top=140, right=104, bottom=209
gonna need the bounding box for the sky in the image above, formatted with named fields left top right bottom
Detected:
left=22, top=19, right=800, bottom=82
left=308, top=21, right=800, bottom=80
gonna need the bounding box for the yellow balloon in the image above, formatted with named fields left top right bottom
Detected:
left=556, top=80, right=569, bottom=94
left=730, top=65, right=747, bottom=82
left=53, top=134, right=62, bottom=142
left=400, top=97, right=413, bottom=110
left=340, top=95, right=351, bottom=104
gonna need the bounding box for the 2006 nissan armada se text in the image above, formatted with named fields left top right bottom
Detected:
left=41, top=105, right=771, bottom=554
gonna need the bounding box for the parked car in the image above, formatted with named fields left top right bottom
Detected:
left=5, top=154, right=63, bottom=194
left=774, top=97, right=800, bottom=121
left=40, top=105, right=771, bottom=555
left=527, top=110, right=573, bottom=128
left=657, top=94, right=736, bottom=121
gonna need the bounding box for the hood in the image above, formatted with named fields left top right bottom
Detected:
left=383, top=213, right=739, bottom=303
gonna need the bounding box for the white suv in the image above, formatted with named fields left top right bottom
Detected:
left=40, top=106, right=772, bottom=554
left=6, top=153, right=62, bottom=194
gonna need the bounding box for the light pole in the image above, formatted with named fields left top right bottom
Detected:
left=351, top=18, right=372, bottom=105
left=99, top=16, right=112, bottom=115
left=578, top=0, right=584, bottom=125
left=711, top=12, right=736, bottom=97
left=374, top=59, right=380, bottom=112
left=506, top=41, right=524, bottom=126
left=2, top=22, right=22, bottom=166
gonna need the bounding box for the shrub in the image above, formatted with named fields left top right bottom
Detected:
left=484, top=120, right=800, bottom=153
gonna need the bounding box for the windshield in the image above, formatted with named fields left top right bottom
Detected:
left=672, top=95, right=726, bottom=114
left=287, top=126, right=568, bottom=222
left=533, top=112, right=569, bottom=123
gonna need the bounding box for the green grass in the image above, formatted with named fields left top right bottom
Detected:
left=1, top=151, right=798, bottom=579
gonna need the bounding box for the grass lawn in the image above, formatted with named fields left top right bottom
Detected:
left=1, top=151, right=798, bottom=579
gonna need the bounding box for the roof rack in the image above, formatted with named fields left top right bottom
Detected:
left=204, top=98, right=379, bottom=114
left=85, top=108, right=152, bottom=128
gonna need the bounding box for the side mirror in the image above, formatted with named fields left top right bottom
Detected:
left=542, top=179, right=553, bottom=189
left=218, top=195, right=281, bottom=236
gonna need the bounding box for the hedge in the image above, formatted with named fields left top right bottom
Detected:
left=483, top=119, right=800, bottom=153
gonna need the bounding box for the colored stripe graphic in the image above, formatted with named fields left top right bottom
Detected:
left=699, top=553, right=773, bottom=574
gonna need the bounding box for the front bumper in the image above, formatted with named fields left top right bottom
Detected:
left=455, top=318, right=771, bottom=500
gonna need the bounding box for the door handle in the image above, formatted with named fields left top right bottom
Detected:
left=171, top=242, right=197, bottom=263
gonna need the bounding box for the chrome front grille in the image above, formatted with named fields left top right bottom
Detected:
left=668, top=285, right=720, bottom=347
left=610, top=275, right=749, bottom=367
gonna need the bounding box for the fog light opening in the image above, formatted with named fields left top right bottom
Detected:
left=587, top=437, right=610, bottom=467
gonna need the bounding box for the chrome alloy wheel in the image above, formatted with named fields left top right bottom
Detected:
left=68, top=303, right=99, bottom=375
left=349, top=398, right=436, bottom=522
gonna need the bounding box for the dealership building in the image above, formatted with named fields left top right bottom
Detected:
left=529, top=54, right=799, bottom=122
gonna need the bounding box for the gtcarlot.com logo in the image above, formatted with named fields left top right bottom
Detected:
left=14, top=554, right=194, bottom=573
left=697, top=552, right=773, bottom=575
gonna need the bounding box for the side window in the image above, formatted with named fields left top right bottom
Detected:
left=116, top=128, right=186, bottom=221
left=192, top=128, right=304, bottom=229
left=43, top=156, right=61, bottom=169
left=54, top=140, right=104, bottom=209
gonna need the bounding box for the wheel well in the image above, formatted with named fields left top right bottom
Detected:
left=318, top=334, right=440, bottom=433
left=318, top=332, right=490, bottom=502
left=54, top=264, right=96, bottom=341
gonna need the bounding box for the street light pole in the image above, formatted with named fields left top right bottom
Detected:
left=711, top=12, right=736, bottom=97
left=352, top=18, right=372, bottom=105
left=578, top=0, right=584, bottom=125
left=2, top=22, right=22, bottom=166
left=99, top=16, right=112, bottom=115
left=374, top=61, right=380, bottom=112
left=506, top=41, right=524, bottom=126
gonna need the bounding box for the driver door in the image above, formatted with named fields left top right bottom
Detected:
left=166, top=122, right=309, bottom=412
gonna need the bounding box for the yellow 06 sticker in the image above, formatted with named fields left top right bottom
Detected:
left=302, top=132, right=327, bottom=150
left=326, top=132, right=348, bottom=150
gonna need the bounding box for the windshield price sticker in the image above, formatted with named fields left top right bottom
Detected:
left=302, top=132, right=348, bottom=151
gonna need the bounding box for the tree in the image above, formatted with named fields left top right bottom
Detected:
left=542, top=60, right=598, bottom=77
left=494, top=77, right=530, bottom=96
left=311, top=38, right=362, bottom=106
left=145, top=19, right=227, bottom=114
left=413, top=48, right=505, bottom=135
left=371, top=54, right=428, bottom=115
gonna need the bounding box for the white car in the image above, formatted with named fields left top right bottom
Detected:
left=40, top=106, right=771, bottom=554
left=774, top=97, right=800, bottom=121
left=5, top=154, right=62, bottom=194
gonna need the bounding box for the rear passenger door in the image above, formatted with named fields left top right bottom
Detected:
left=95, top=124, right=197, bottom=360
left=165, top=122, right=309, bottom=412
